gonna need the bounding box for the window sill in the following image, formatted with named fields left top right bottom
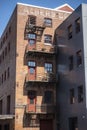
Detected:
left=44, top=43, right=52, bottom=46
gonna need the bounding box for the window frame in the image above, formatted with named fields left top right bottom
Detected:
left=69, top=55, right=73, bottom=71
left=68, top=24, right=72, bottom=39
left=29, top=15, right=36, bottom=25
left=28, top=91, right=36, bottom=104
left=75, top=17, right=80, bottom=33
left=44, top=91, right=53, bottom=104
left=78, top=85, right=83, bottom=103
left=70, top=88, right=75, bottom=104
left=76, top=50, right=82, bottom=67
left=7, top=95, right=11, bottom=114
left=45, top=62, right=53, bottom=73
left=0, top=100, right=3, bottom=114
left=44, top=18, right=52, bottom=27
left=44, top=34, right=52, bottom=45
left=28, top=61, right=36, bottom=67
left=28, top=33, right=36, bottom=45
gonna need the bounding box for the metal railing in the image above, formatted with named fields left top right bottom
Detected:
left=26, top=104, right=55, bottom=114
left=25, top=73, right=56, bottom=83
left=25, top=44, right=55, bottom=54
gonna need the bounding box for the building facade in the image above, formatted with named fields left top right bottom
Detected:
left=0, top=3, right=72, bottom=130
left=56, top=3, right=87, bottom=130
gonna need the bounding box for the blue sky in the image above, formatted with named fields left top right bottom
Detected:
left=0, top=0, right=87, bottom=36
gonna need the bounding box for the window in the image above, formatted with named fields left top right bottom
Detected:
left=2, top=51, right=4, bottom=60
left=28, top=33, right=36, bottom=39
left=69, top=56, right=73, bottom=70
left=44, top=35, right=52, bottom=44
left=29, top=39, right=35, bottom=46
left=0, top=125, right=2, bottom=130
left=4, top=124, right=10, bottom=130
left=45, top=63, right=52, bottom=73
left=30, top=68, right=35, bottom=74
left=7, top=95, right=11, bottom=114
left=76, top=50, right=82, bottom=67
left=0, top=42, right=2, bottom=49
left=29, top=16, right=36, bottom=25
left=70, top=88, right=75, bottom=104
left=78, top=85, right=83, bottom=103
left=2, top=74, right=3, bottom=84
left=4, top=71, right=6, bottom=81
left=0, top=55, right=1, bottom=64
left=68, top=25, right=72, bottom=39
left=44, top=18, right=52, bottom=27
left=7, top=67, right=10, bottom=78
left=3, top=36, right=5, bottom=44
left=69, top=117, right=78, bottom=130
left=5, top=47, right=7, bottom=56
left=28, top=33, right=36, bottom=45
left=8, top=42, right=10, bottom=52
left=6, top=32, right=8, bottom=39
left=9, top=26, right=11, bottom=34
left=0, top=100, right=2, bottom=114
left=0, top=77, right=1, bottom=85
left=28, top=61, right=36, bottom=67
left=30, top=99, right=34, bottom=104
left=75, top=18, right=80, bottom=33
left=44, top=91, right=53, bottom=103
left=29, top=119, right=38, bottom=127
left=28, top=91, right=36, bottom=104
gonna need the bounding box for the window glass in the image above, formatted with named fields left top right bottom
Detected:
left=0, top=125, right=2, bottom=130
left=44, top=91, right=53, bottom=103
left=29, top=39, right=35, bottom=46
left=30, top=68, right=35, bottom=74
left=4, top=124, right=10, bottom=130
left=28, top=61, right=36, bottom=67
left=44, top=35, right=52, bottom=44
left=68, top=25, right=72, bottom=39
left=69, top=55, right=73, bottom=70
left=76, top=50, right=82, bottom=67
left=28, top=33, right=36, bottom=39
left=0, top=100, right=2, bottom=114
left=45, top=63, right=52, bottom=72
left=70, top=88, right=75, bottom=104
left=28, top=91, right=36, bottom=104
left=78, top=85, right=83, bottom=103
left=75, top=18, right=80, bottom=33
left=44, top=18, right=52, bottom=27
left=7, top=95, right=10, bottom=114
left=29, top=16, right=36, bottom=25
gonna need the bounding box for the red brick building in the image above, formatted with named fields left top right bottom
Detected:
left=0, top=3, right=73, bottom=130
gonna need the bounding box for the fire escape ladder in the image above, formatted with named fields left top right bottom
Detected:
left=24, top=17, right=45, bottom=40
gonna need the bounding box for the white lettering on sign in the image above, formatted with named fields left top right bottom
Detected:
left=18, top=7, right=57, bottom=18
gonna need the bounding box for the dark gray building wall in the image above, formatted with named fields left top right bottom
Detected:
left=56, top=4, right=87, bottom=130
